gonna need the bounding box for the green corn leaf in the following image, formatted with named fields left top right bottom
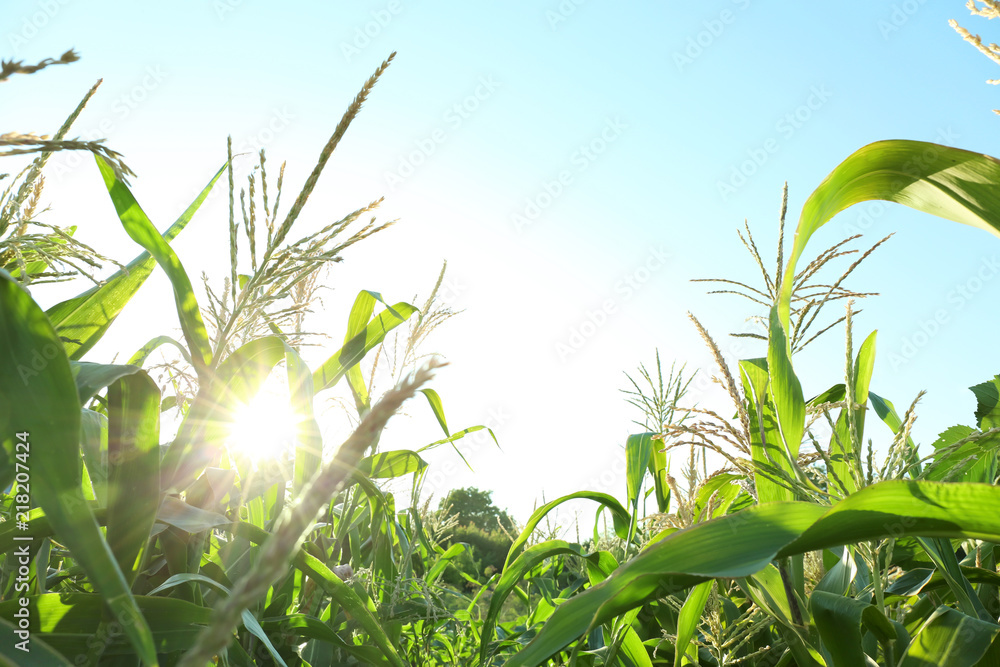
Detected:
left=156, top=496, right=231, bottom=534
left=898, top=605, right=1000, bottom=667
left=740, top=358, right=796, bottom=503
left=647, top=432, right=670, bottom=513
left=231, top=520, right=406, bottom=667
left=814, top=546, right=858, bottom=596
left=421, top=388, right=450, bottom=436
left=0, top=617, right=73, bottom=666
left=80, top=408, right=108, bottom=505
left=70, top=361, right=143, bottom=406
left=810, top=591, right=896, bottom=667
left=312, top=302, right=417, bottom=393
left=916, top=536, right=990, bottom=621
left=148, top=574, right=288, bottom=667
left=829, top=331, right=877, bottom=495
left=341, top=290, right=385, bottom=417
left=674, top=581, right=712, bottom=667
left=357, top=450, right=428, bottom=479
left=106, top=371, right=161, bottom=586
left=692, top=472, right=742, bottom=522
left=767, top=305, right=805, bottom=465
left=127, top=335, right=192, bottom=367
left=504, top=490, right=631, bottom=569
left=45, top=163, right=225, bottom=361
left=506, top=480, right=1000, bottom=666
left=0, top=593, right=214, bottom=660
left=481, top=541, right=597, bottom=667
left=426, top=543, right=467, bottom=584
left=778, top=140, right=1000, bottom=333
left=625, top=433, right=655, bottom=520
left=95, top=156, right=213, bottom=378
left=0, top=271, right=159, bottom=666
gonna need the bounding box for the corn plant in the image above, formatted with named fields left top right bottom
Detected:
left=492, top=140, right=1000, bottom=666
left=0, top=51, right=500, bottom=667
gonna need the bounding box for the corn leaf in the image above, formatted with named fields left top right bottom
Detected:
left=0, top=271, right=159, bottom=666
left=506, top=481, right=1000, bottom=666
left=95, top=156, right=213, bottom=378
left=45, top=163, right=225, bottom=361
left=779, top=140, right=1000, bottom=333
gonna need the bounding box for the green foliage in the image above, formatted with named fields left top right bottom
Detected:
left=438, top=486, right=515, bottom=533
left=446, top=524, right=513, bottom=579
left=7, top=24, right=1000, bottom=667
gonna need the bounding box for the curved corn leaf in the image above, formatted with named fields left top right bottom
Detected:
left=70, top=360, right=142, bottom=406
left=778, top=140, right=1000, bottom=332
left=0, top=271, right=159, bottom=666
left=357, top=449, right=427, bottom=479
left=507, top=481, right=1000, bottom=666
left=421, top=388, right=450, bottom=436
left=504, top=490, right=631, bottom=569
left=46, top=163, right=225, bottom=360
left=898, top=605, right=999, bottom=667
left=426, top=542, right=467, bottom=584
left=342, top=290, right=386, bottom=417
left=814, top=546, right=857, bottom=596
left=312, top=301, right=417, bottom=393
left=127, top=335, right=192, bottom=367
left=95, top=156, right=212, bottom=378
left=481, top=541, right=596, bottom=667
left=156, top=496, right=230, bottom=534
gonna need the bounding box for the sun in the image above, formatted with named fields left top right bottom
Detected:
left=226, top=390, right=300, bottom=463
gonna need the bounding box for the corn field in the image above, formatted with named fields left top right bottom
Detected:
left=5, top=6, right=1000, bottom=667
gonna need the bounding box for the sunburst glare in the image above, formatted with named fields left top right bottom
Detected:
left=226, top=390, right=299, bottom=463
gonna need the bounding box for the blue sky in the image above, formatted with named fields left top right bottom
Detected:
left=4, top=1, right=1000, bottom=531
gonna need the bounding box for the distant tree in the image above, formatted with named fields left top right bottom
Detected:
left=438, top=487, right=515, bottom=533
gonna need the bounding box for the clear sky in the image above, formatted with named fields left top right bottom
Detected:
left=4, top=1, right=1000, bottom=533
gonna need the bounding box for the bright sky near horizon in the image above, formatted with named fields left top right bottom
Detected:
left=4, top=1, right=1000, bottom=534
